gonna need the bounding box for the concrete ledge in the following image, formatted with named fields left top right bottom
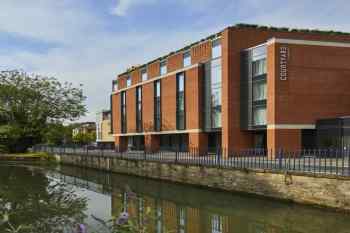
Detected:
left=59, top=154, right=350, bottom=212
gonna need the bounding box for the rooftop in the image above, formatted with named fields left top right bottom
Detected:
left=117, top=23, right=350, bottom=77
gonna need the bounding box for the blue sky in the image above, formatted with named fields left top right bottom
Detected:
left=1, top=0, right=349, bottom=122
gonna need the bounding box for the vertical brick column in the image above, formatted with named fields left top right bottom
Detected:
left=221, top=28, right=253, bottom=154
left=266, top=40, right=302, bottom=158
left=267, top=129, right=301, bottom=158
left=144, top=135, right=160, bottom=153
left=115, top=136, right=128, bottom=152
left=189, top=132, right=208, bottom=155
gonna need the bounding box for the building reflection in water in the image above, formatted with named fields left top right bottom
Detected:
left=55, top=166, right=350, bottom=233
left=111, top=188, right=272, bottom=233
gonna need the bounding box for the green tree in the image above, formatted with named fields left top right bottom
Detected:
left=43, top=123, right=76, bottom=145
left=0, top=70, right=87, bottom=153
left=73, top=131, right=96, bottom=145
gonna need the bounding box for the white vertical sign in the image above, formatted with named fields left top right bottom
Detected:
left=280, top=46, right=289, bottom=81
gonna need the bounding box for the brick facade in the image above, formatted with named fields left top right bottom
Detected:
left=111, top=24, right=350, bottom=157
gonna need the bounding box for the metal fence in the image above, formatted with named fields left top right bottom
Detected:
left=33, top=145, right=350, bottom=177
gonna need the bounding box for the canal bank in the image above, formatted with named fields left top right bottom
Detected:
left=57, top=153, right=350, bottom=212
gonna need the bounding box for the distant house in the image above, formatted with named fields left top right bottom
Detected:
left=72, top=122, right=96, bottom=138
left=96, top=110, right=114, bottom=149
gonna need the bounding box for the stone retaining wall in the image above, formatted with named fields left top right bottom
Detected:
left=59, top=154, right=350, bottom=212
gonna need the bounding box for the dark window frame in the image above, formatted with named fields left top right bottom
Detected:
left=210, top=57, right=222, bottom=129
left=121, top=91, right=127, bottom=134
left=140, top=67, right=148, bottom=82
left=160, top=60, right=167, bottom=76
left=176, top=72, right=186, bottom=130
left=183, top=51, right=191, bottom=67
left=136, top=86, right=143, bottom=132
left=154, top=80, right=162, bottom=131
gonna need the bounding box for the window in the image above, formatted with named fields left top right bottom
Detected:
left=136, top=86, right=142, bottom=132
left=141, top=68, right=148, bottom=82
left=211, top=215, right=223, bottom=233
left=156, top=206, right=162, bottom=233
left=123, top=192, right=128, bottom=212
left=253, top=80, right=267, bottom=101
left=211, top=58, right=222, bottom=128
left=252, top=58, right=266, bottom=77
left=112, top=80, right=118, bottom=92
left=138, top=198, right=144, bottom=226
left=176, top=73, right=185, bottom=130
left=212, top=39, right=222, bottom=58
left=253, top=107, right=266, bottom=126
left=183, top=51, right=191, bottom=67
left=179, top=208, right=186, bottom=233
left=160, top=60, right=167, bottom=75
left=126, top=76, right=132, bottom=87
left=154, top=80, right=161, bottom=131
left=121, top=91, right=127, bottom=133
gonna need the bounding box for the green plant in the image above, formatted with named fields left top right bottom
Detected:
left=0, top=70, right=87, bottom=153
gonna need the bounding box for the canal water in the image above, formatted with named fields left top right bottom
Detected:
left=0, top=163, right=349, bottom=233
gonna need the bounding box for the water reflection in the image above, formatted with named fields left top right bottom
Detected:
left=55, top=165, right=350, bottom=233
left=0, top=165, right=87, bottom=233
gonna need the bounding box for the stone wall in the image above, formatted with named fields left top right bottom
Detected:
left=59, top=154, right=350, bottom=212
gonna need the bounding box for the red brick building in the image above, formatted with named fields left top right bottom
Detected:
left=111, top=24, right=350, bottom=156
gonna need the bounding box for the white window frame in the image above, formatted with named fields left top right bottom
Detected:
left=160, top=60, right=167, bottom=75
left=141, top=68, right=148, bottom=82
left=212, top=39, right=222, bottom=59
left=126, top=76, right=132, bottom=87
left=183, top=51, right=191, bottom=67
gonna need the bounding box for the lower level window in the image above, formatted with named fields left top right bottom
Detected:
left=253, top=107, right=266, bottom=126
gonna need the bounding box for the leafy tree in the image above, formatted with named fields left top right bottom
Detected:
left=73, top=131, right=96, bottom=145
left=43, top=123, right=76, bottom=145
left=0, top=70, right=87, bottom=153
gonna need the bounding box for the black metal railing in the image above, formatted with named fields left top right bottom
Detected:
left=33, top=145, right=350, bottom=177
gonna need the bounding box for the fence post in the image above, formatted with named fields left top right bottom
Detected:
left=217, top=147, right=221, bottom=167
left=278, top=148, right=283, bottom=170
left=175, top=145, right=179, bottom=164
left=347, top=147, right=350, bottom=176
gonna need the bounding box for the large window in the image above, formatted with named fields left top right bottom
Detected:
left=126, top=76, right=132, bottom=87
left=253, top=106, right=266, bottom=126
left=141, top=68, right=148, bottom=82
left=252, top=58, right=266, bottom=77
left=176, top=73, right=185, bottom=130
left=253, top=80, right=267, bottom=101
left=154, top=80, right=161, bottom=131
left=211, top=215, right=223, bottom=233
left=160, top=60, right=167, bottom=76
left=183, top=51, right=191, bottom=67
left=212, top=39, right=222, bottom=59
left=136, top=86, right=142, bottom=132
left=121, top=91, right=127, bottom=133
left=179, top=208, right=186, bottom=233
left=211, top=58, right=222, bottom=128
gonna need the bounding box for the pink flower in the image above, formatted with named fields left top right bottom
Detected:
left=116, top=212, right=129, bottom=225
left=76, top=223, right=87, bottom=233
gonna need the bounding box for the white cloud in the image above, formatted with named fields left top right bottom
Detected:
left=0, top=0, right=221, bottom=122
left=110, top=0, right=157, bottom=16
left=0, top=0, right=103, bottom=44
left=1, top=0, right=350, bottom=123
